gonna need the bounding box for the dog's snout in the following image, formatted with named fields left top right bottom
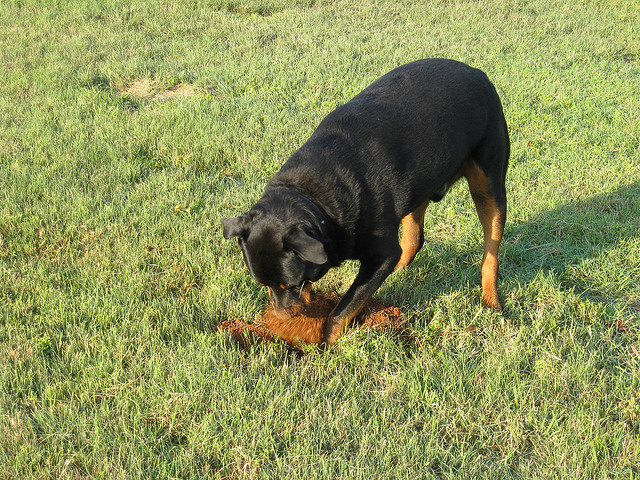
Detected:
left=268, top=285, right=308, bottom=317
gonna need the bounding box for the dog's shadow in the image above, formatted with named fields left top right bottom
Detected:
left=382, top=181, right=640, bottom=322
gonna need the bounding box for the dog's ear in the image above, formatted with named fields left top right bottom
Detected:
left=285, top=228, right=328, bottom=265
left=221, top=214, right=250, bottom=239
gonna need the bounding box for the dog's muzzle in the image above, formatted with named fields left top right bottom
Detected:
left=267, top=282, right=313, bottom=317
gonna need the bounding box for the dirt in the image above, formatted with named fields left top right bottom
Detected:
left=219, top=292, right=411, bottom=348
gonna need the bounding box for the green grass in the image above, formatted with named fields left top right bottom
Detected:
left=1, top=0, right=639, bottom=478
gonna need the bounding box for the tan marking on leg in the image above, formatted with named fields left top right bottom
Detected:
left=323, top=297, right=368, bottom=344
left=463, top=161, right=505, bottom=311
left=395, top=201, right=429, bottom=271
left=323, top=317, right=349, bottom=344
left=324, top=285, right=384, bottom=343
left=479, top=208, right=503, bottom=310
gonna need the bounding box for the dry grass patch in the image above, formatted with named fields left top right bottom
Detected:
left=118, top=79, right=202, bottom=102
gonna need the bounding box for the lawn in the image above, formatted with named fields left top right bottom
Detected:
left=1, top=0, right=639, bottom=478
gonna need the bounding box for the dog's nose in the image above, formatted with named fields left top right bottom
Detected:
left=270, top=300, right=303, bottom=319
left=270, top=289, right=305, bottom=317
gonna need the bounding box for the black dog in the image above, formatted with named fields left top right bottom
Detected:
left=222, top=59, right=509, bottom=343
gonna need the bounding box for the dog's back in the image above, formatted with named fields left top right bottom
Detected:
left=270, top=58, right=509, bottom=254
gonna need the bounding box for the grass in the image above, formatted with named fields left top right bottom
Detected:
left=1, top=0, right=639, bottom=478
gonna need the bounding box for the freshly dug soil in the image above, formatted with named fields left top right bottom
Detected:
left=220, top=292, right=408, bottom=348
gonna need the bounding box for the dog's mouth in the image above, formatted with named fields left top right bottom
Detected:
left=266, top=282, right=314, bottom=318
left=267, top=298, right=306, bottom=319
left=299, top=281, right=314, bottom=304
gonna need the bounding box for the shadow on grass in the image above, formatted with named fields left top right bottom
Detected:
left=504, top=181, right=639, bottom=297
left=387, top=180, right=640, bottom=316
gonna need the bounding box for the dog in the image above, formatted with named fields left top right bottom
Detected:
left=222, top=59, right=509, bottom=343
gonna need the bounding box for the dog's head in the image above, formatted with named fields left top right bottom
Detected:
left=222, top=196, right=331, bottom=316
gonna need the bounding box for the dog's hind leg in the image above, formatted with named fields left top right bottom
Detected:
left=395, top=200, right=429, bottom=271
left=463, top=160, right=507, bottom=311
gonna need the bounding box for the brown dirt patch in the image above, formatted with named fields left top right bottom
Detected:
left=220, top=292, right=411, bottom=349
left=118, top=79, right=201, bottom=102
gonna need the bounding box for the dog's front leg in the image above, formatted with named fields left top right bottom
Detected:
left=323, top=248, right=400, bottom=344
